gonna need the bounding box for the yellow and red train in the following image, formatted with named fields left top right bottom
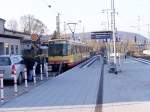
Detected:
left=48, top=39, right=92, bottom=71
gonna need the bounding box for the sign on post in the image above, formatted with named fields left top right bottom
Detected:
left=33, top=63, right=37, bottom=84
left=31, top=34, right=39, bottom=41
left=91, top=31, right=112, bottom=40
left=24, top=68, right=28, bottom=89
left=14, top=75, right=18, bottom=96
left=0, top=70, right=4, bottom=102
left=40, top=64, right=43, bottom=81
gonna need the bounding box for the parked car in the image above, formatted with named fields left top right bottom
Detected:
left=0, top=55, right=25, bottom=85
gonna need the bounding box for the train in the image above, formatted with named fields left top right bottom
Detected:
left=48, top=39, right=92, bottom=71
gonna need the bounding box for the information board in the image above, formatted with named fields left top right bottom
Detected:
left=91, top=31, right=112, bottom=39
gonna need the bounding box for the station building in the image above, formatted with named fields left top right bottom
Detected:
left=0, top=18, right=30, bottom=55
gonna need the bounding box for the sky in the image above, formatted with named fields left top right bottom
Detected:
left=0, top=0, right=150, bottom=38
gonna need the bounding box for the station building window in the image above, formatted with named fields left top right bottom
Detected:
left=15, top=45, right=19, bottom=54
left=11, top=45, right=14, bottom=54
left=5, top=43, right=9, bottom=55
left=0, top=42, right=4, bottom=55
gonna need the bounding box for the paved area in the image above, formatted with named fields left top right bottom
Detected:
left=102, top=57, right=150, bottom=112
left=1, top=57, right=150, bottom=112
left=0, top=76, right=53, bottom=106
left=0, top=56, right=102, bottom=112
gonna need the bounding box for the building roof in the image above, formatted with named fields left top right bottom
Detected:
left=0, top=18, right=6, bottom=22
left=4, top=28, right=30, bottom=35
left=0, top=34, right=23, bottom=39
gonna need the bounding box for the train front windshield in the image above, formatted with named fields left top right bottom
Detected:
left=48, top=43, right=68, bottom=56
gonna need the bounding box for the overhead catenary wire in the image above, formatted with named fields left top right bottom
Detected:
left=41, top=0, right=55, bottom=7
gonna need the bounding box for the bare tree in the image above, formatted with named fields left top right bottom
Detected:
left=20, top=15, right=47, bottom=34
left=6, top=19, right=18, bottom=31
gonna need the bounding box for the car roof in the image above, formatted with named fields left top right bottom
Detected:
left=0, top=55, right=10, bottom=57
left=0, top=54, right=22, bottom=57
left=0, top=55, right=22, bottom=57
left=0, top=55, right=23, bottom=64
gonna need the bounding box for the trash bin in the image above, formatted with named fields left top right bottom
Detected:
left=104, top=56, right=107, bottom=64
left=108, top=62, right=117, bottom=74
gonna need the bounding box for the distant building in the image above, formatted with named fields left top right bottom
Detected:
left=0, top=18, right=30, bottom=55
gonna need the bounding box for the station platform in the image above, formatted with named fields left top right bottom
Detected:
left=102, top=57, right=150, bottom=112
left=1, top=57, right=150, bottom=112
left=0, top=56, right=103, bottom=112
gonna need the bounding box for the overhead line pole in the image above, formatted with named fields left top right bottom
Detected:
left=111, top=0, right=117, bottom=72
left=56, top=13, right=60, bottom=39
left=67, top=23, right=77, bottom=40
left=101, top=9, right=111, bottom=64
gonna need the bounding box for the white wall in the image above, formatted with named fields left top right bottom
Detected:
left=0, top=37, right=21, bottom=55
left=0, top=18, right=31, bottom=55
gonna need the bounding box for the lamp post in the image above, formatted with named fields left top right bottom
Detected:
left=101, top=9, right=112, bottom=64
left=111, top=0, right=117, bottom=74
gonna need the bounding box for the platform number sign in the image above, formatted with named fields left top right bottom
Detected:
left=91, top=31, right=112, bottom=40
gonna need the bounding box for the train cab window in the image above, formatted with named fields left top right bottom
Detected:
left=49, top=43, right=68, bottom=56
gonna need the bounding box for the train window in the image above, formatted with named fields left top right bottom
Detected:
left=63, top=44, right=68, bottom=56
left=76, top=46, right=78, bottom=54
left=70, top=45, right=74, bottom=54
left=71, top=44, right=76, bottom=55
left=73, top=45, right=77, bottom=54
left=74, top=45, right=76, bottom=54
left=77, top=45, right=80, bottom=54
left=83, top=47, right=85, bottom=53
left=81, top=47, right=83, bottom=53
left=79, top=46, right=82, bottom=53
left=68, top=44, right=71, bottom=55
